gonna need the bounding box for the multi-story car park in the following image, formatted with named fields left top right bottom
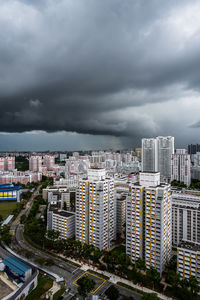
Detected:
left=75, top=168, right=116, bottom=250
left=126, top=172, right=172, bottom=274
left=177, top=242, right=200, bottom=283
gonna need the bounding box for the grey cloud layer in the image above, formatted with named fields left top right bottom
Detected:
left=1, top=0, right=200, bottom=138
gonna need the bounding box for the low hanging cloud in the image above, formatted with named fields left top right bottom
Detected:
left=1, top=0, right=200, bottom=142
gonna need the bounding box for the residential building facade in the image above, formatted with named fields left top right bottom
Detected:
left=171, top=149, right=191, bottom=186
left=75, top=168, right=116, bottom=250
left=126, top=172, right=172, bottom=274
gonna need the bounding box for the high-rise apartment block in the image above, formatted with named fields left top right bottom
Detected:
left=171, top=149, right=191, bottom=186
left=75, top=168, right=116, bottom=250
left=29, top=156, right=42, bottom=172
left=142, top=136, right=174, bottom=181
left=0, top=156, right=15, bottom=171
left=172, top=191, right=200, bottom=246
left=44, top=155, right=55, bottom=171
left=126, top=172, right=172, bottom=274
left=142, top=139, right=158, bottom=172
left=188, top=144, right=200, bottom=155
left=193, top=152, right=200, bottom=167
left=116, top=195, right=126, bottom=237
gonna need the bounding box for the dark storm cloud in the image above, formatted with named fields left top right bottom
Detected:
left=0, top=0, right=200, bottom=139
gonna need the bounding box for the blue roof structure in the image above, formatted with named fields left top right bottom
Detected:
left=3, top=256, right=31, bottom=275
left=0, top=183, right=14, bottom=188
left=0, top=185, right=21, bottom=192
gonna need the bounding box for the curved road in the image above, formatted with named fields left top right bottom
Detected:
left=7, top=184, right=141, bottom=299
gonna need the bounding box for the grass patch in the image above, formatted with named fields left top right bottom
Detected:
left=53, top=288, right=65, bottom=300
left=0, top=202, right=17, bottom=219
left=25, top=273, right=53, bottom=300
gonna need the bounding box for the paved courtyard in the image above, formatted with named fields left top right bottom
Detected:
left=0, top=278, right=13, bottom=299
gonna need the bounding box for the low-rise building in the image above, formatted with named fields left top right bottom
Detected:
left=177, top=242, right=200, bottom=283
left=0, top=183, right=21, bottom=202
left=0, top=171, right=42, bottom=185
left=47, top=205, right=75, bottom=239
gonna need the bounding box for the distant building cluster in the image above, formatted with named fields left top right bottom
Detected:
left=3, top=136, right=200, bottom=285
left=0, top=156, right=15, bottom=171
left=0, top=171, right=42, bottom=185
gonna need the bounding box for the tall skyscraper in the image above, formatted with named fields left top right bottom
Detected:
left=188, top=144, right=200, bottom=155
left=157, top=136, right=174, bottom=180
left=126, top=172, right=172, bottom=274
left=142, top=136, right=174, bottom=181
left=171, top=149, right=191, bottom=186
left=142, top=138, right=158, bottom=172
left=44, top=155, right=55, bottom=171
left=29, top=156, right=42, bottom=172
left=0, top=156, right=15, bottom=171
left=75, top=168, right=116, bottom=250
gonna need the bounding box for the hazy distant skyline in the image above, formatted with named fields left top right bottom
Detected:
left=1, top=0, right=200, bottom=150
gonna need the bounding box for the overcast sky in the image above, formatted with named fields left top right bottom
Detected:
left=1, top=0, right=200, bottom=151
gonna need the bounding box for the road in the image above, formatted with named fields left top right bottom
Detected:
left=7, top=184, right=141, bottom=299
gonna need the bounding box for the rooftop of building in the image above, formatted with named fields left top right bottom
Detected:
left=89, top=167, right=104, bottom=170
left=178, top=241, right=200, bottom=252
left=0, top=184, right=21, bottom=191
left=2, top=257, right=31, bottom=275
left=0, top=277, right=14, bottom=299
left=133, top=181, right=170, bottom=188
left=140, top=171, right=160, bottom=174
left=53, top=210, right=75, bottom=217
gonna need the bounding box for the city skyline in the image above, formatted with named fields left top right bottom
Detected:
left=1, top=1, right=200, bottom=150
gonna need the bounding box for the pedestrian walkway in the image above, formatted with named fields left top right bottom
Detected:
left=49, top=281, right=61, bottom=298
left=65, top=256, right=172, bottom=300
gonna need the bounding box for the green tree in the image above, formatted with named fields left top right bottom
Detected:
left=188, top=276, right=200, bottom=295
left=105, top=285, right=119, bottom=300
left=141, top=293, right=159, bottom=300
left=77, top=276, right=95, bottom=297
left=0, top=215, right=3, bottom=223
left=47, top=230, right=60, bottom=241
left=180, top=278, right=189, bottom=289
left=146, top=267, right=161, bottom=289
left=20, top=214, right=27, bottom=224
left=92, top=249, right=102, bottom=262
left=0, top=225, right=12, bottom=244
left=136, top=258, right=146, bottom=270
left=166, top=270, right=180, bottom=288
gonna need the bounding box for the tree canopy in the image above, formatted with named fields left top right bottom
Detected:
left=105, top=285, right=119, bottom=300
left=77, top=275, right=95, bottom=297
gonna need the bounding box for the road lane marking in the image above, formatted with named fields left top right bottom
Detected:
left=73, top=271, right=107, bottom=294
